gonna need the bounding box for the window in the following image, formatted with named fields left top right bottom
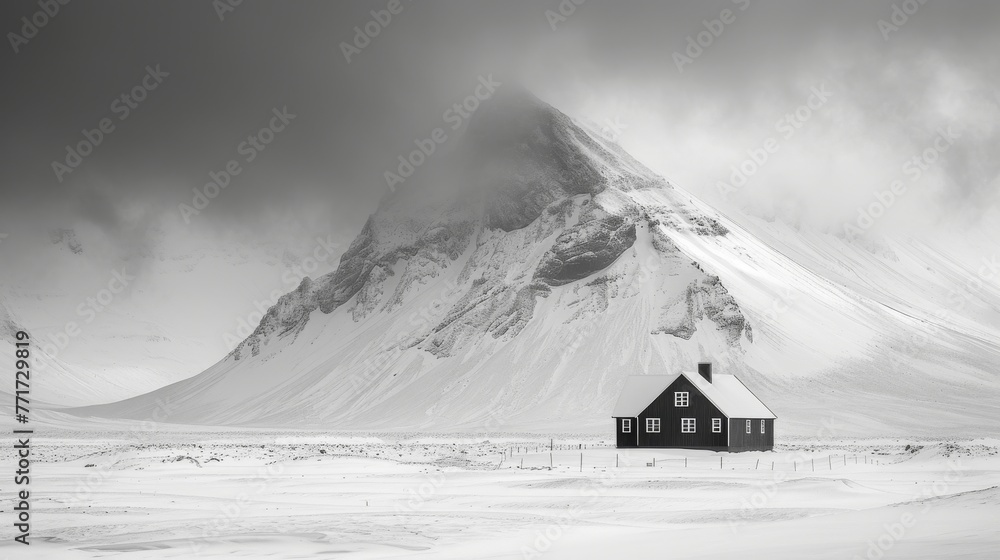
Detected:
left=761, top=420, right=766, bottom=434
left=646, top=418, right=660, bottom=433
left=712, top=418, right=722, bottom=433
left=746, top=420, right=751, bottom=434
left=622, top=419, right=631, bottom=433
left=674, top=392, right=689, bottom=407
left=681, top=418, right=696, bottom=433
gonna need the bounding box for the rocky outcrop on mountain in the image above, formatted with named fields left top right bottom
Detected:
left=653, top=209, right=729, bottom=236
left=422, top=278, right=554, bottom=357
left=534, top=212, right=637, bottom=286
left=231, top=215, right=476, bottom=359
left=654, top=276, right=750, bottom=344
left=690, top=215, right=730, bottom=236
left=230, top=277, right=317, bottom=359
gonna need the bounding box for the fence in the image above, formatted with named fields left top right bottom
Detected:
left=495, top=447, right=887, bottom=473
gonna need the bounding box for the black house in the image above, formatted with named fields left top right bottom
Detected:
left=612, top=362, right=775, bottom=452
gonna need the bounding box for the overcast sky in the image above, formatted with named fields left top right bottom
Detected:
left=1, top=0, right=998, bottom=257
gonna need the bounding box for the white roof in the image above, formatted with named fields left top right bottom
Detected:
left=612, top=372, right=776, bottom=419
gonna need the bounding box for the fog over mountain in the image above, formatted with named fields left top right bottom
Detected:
left=2, top=1, right=998, bottom=248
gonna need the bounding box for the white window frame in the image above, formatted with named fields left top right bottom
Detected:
left=761, top=420, right=766, bottom=434
left=681, top=418, right=696, bottom=433
left=712, top=418, right=722, bottom=433
left=746, top=420, right=751, bottom=434
left=646, top=418, right=660, bottom=433
left=674, top=391, right=689, bottom=407
left=622, top=418, right=631, bottom=433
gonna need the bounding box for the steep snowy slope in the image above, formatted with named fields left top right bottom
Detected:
left=1, top=290, right=71, bottom=407
left=0, top=293, right=20, bottom=341
left=69, top=90, right=1000, bottom=435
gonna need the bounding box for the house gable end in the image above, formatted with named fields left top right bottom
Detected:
left=638, top=375, right=730, bottom=423
left=635, top=375, right=729, bottom=448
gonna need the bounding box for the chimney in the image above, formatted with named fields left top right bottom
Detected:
left=698, top=362, right=713, bottom=383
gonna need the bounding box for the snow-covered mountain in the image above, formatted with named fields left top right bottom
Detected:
left=69, top=89, right=1000, bottom=435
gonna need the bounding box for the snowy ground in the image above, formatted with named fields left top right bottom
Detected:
left=3, top=431, right=999, bottom=559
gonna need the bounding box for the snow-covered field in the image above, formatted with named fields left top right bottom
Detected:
left=5, top=431, right=999, bottom=559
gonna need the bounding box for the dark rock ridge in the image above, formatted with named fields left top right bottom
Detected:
left=534, top=213, right=637, bottom=286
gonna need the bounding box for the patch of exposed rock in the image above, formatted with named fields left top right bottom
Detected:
left=534, top=213, right=637, bottom=286
left=654, top=276, right=750, bottom=345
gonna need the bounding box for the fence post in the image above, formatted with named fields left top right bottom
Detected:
left=580, top=453, right=583, bottom=472
left=550, top=452, right=553, bottom=469
left=755, top=459, right=759, bottom=470
left=720, top=456, right=723, bottom=469
left=811, top=458, right=814, bottom=472
left=616, top=453, right=619, bottom=468
left=520, top=458, right=523, bottom=469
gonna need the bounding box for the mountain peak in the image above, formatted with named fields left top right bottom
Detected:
left=455, top=85, right=661, bottom=231
left=464, top=83, right=562, bottom=138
